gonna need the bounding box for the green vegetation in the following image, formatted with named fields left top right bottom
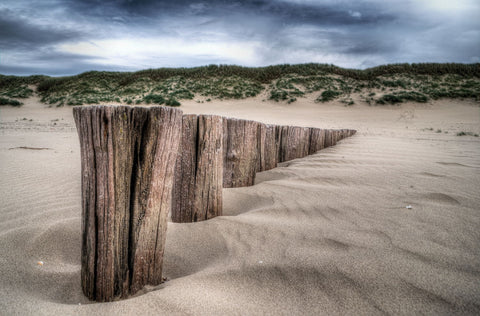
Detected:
left=165, top=98, right=181, bottom=106
left=143, top=94, right=165, bottom=105
left=0, top=96, right=22, bottom=106
left=318, top=90, right=342, bottom=102
left=456, top=131, right=479, bottom=137
left=0, top=63, right=479, bottom=107
left=376, top=91, right=428, bottom=105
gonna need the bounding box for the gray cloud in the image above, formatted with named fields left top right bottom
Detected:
left=0, top=0, right=479, bottom=75
left=0, top=9, right=83, bottom=50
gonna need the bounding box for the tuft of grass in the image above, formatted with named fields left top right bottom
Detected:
left=0, top=85, right=33, bottom=98
left=318, top=90, right=341, bottom=102
left=376, top=91, right=428, bottom=105
left=165, top=98, right=181, bottom=106
left=269, top=90, right=289, bottom=101
left=0, top=97, right=22, bottom=106
left=456, top=131, right=479, bottom=137
left=142, top=94, right=165, bottom=105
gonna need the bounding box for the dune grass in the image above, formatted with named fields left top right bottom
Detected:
left=0, top=63, right=479, bottom=107
left=0, top=96, right=22, bottom=106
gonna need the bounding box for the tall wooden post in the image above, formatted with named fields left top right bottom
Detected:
left=309, top=128, right=326, bottom=155
left=257, top=123, right=277, bottom=172
left=275, top=125, right=284, bottom=163
left=73, top=105, right=182, bottom=301
left=223, top=118, right=259, bottom=187
left=324, top=129, right=336, bottom=148
left=172, top=115, right=198, bottom=223
left=193, top=115, right=224, bottom=220
left=279, top=126, right=311, bottom=162
left=172, top=115, right=224, bottom=222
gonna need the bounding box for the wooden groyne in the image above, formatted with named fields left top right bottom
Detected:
left=74, top=105, right=356, bottom=301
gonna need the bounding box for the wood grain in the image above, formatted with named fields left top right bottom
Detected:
left=223, top=118, right=259, bottom=187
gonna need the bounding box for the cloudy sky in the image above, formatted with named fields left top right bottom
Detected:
left=1, top=0, right=479, bottom=76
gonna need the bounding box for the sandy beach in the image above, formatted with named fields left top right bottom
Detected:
left=1, top=97, right=479, bottom=315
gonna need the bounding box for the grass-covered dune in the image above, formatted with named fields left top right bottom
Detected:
left=1, top=63, right=479, bottom=107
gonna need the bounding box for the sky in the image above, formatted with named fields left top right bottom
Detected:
left=1, top=0, right=479, bottom=76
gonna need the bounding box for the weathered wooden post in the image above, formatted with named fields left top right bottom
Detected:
left=193, top=115, right=224, bottom=221
left=324, top=129, right=334, bottom=148
left=73, top=105, right=182, bottom=301
left=276, top=125, right=285, bottom=163
left=279, top=126, right=311, bottom=162
left=172, top=115, right=198, bottom=223
left=257, top=123, right=277, bottom=172
left=172, top=115, right=224, bottom=222
left=223, top=118, right=259, bottom=187
left=308, top=128, right=326, bottom=155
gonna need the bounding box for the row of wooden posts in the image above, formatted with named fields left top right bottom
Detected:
left=73, top=105, right=356, bottom=302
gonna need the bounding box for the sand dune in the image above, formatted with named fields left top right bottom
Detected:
left=1, top=97, right=479, bottom=315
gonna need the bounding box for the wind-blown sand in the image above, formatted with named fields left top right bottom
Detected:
left=1, top=96, right=479, bottom=315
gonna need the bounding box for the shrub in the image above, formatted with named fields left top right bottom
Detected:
left=269, top=90, right=288, bottom=101
left=0, top=86, right=33, bottom=98
left=396, top=91, right=428, bottom=103
left=376, top=91, right=428, bottom=104
left=376, top=94, right=402, bottom=104
left=318, top=90, right=341, bottom=102
left=456, top=131, right=479, bottom=137
left=165, top=98, right=181, bottom=106
left=142, top=94, right=165, bottom=104
left=0, top=97, right=22, bottom=106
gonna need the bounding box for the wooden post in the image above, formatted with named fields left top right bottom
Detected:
left=223, top=118, right=259, bottom=187
left=193, top=115, right=224, bottom=221
left=279, top=126, right=311, bottom=162
left=257, top=123, right=266, bottom=172
left=309, top=128, right=326, bottom=155
left=73, top=105, right=182, bottom=301
left=324, top=129, right=336, bottom=148
left=275, top=125, right=284, bottom=163
left=278, top=125, right=288, bottom=163
left=172, top=115, right=198, bottom=223
left=257, top=123, right=277, bottom=172
left=172, top=115, right=223, bottom=222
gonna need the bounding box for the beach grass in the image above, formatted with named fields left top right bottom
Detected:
left=0, top=63, right=479, bottom=107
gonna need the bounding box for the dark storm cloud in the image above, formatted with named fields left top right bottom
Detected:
left=0, top=0, right=479, bottom=75
left=59, top=0, right=393, bottom=27
left=0, top=9, right=83, bottom=50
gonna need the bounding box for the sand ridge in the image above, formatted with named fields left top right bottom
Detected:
left=0, top=97, right=479, bottom=315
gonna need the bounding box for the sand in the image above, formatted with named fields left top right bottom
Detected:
left=1, top=96, right=479, bottom=315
